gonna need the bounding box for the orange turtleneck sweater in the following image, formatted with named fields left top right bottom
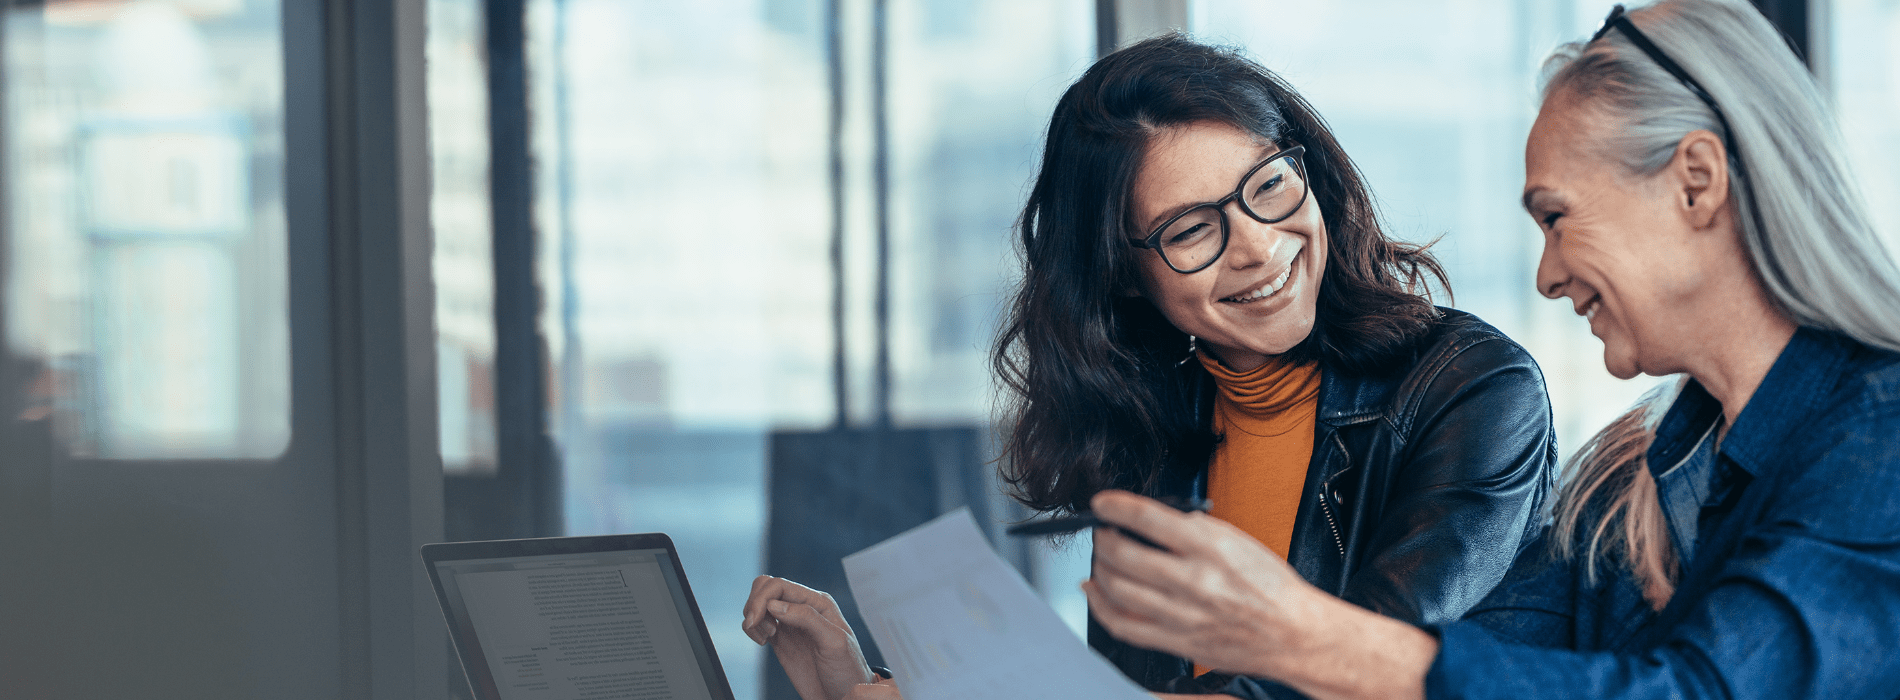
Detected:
left=1198, top=350, right=1322, bottom=559
left=1194, top=351, right=1321, bottom=677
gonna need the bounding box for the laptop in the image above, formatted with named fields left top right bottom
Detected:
left=422, top=533, right=736, bottom=700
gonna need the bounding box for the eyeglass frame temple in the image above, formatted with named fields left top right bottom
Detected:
left=1590, top=4, right=1739, bottom=155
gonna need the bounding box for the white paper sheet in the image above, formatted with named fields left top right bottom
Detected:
left=842, top=509, right=1153, bottom=700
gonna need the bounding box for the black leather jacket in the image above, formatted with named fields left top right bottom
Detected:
left=1088, top=308, right=1557, bottom=698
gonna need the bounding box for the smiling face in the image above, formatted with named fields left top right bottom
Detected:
left=1128, top=120, right=1328, bottom=372
left=1524, top=92, right=1730, bottom=380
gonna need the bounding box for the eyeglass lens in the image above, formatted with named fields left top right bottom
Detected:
left=1157, top=152, right=1307, bottom=272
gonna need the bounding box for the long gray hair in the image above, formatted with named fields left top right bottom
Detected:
left=1540, top=0, right=1900, bottom=608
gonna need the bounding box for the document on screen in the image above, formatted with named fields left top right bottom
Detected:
left=842, top=509, right=1151, bottom=700
left=453, top=553, right=715, bottom=700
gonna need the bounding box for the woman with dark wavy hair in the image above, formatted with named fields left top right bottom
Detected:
left=742, top=35, right=1556, bottom=700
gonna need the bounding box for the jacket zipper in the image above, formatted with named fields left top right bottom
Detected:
left=1318, top=486, right=1347, bottom=560
left=1317, top=431, right=1351, bottom=560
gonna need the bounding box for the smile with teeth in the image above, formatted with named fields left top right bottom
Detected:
left=1224, top=256, right=1297, bottom=303
left=1583, top=297, right=1601, bottom=320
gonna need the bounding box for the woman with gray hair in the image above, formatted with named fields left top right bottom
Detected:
left=1085, top=0, right=1900, bottom=698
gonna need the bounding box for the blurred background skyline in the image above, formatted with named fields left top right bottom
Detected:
left=4, top=1, right=1895, bottom=699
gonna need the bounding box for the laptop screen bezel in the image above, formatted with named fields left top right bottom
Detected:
left=421, top=533, right=737, bottom=700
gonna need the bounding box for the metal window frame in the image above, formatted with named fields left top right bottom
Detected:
left=440, top=0, right=562, bottom=546
left=1097, top=0, right=1187, bottom=57
left=1750, top=0, right=1814, bottom=68
left=295, top=0, right=448, bottom=696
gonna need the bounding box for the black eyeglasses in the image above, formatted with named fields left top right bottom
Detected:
left=1127, top=145, right=1310, bottom=275
left=1591, top=4, right=1763, bottom=238
left=1591, top=5, right=1740, bottom=158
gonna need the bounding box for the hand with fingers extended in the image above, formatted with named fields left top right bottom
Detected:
left=741, top=575, right=882, bottom=700
left=1082, top=490, right=1436, bottom=700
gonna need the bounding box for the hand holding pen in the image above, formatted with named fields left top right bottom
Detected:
left=1005, top=495, right=1210, bottom=549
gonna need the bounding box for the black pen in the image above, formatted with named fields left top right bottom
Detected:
left=1005, top=496, right=1209, bottom=548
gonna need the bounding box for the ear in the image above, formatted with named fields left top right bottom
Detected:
left=1671, top=129, right=1730, bottom=230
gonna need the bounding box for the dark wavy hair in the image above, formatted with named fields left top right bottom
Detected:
left=993, top=35, right=1448, bottom=514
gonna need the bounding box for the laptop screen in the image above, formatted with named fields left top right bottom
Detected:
left=426, top=537, right=733, bottom=700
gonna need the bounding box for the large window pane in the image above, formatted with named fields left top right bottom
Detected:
left=886, top=1, right=1092, bottom=423
left=5, top=0, right=288, bottom=459
left=1188, top=0, right=1668, bottom=459
left=1831, top=0, right=1900, bottom=256
left=883, top=0, right=1094, bottom=637
left=531, top=3, right=829, bottom=699
left=531, top=1, right=1090, bottom=697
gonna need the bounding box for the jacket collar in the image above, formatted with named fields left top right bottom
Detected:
left=1195, top=350, right=1394, bottom=427
left=1190, top=308, right=1474, bottom=461
left=1313, top=306, right=1473, bottom=428
left=1315, top=365, right=1394, bottom=427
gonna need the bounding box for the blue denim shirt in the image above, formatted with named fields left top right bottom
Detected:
left=1427, top=328, right=1900, bottom=699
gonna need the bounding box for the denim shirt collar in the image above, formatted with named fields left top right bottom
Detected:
left=1711, top=327, right=1851, bottom=479
left=1651, top=413, right=1721, bottom=562
left=1646, top=381, right=1725, bottom=479
left=1648, top=328, right=1846, bottom=480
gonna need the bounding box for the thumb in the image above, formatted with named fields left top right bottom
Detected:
left=842, top=682, right=903, bottom=700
